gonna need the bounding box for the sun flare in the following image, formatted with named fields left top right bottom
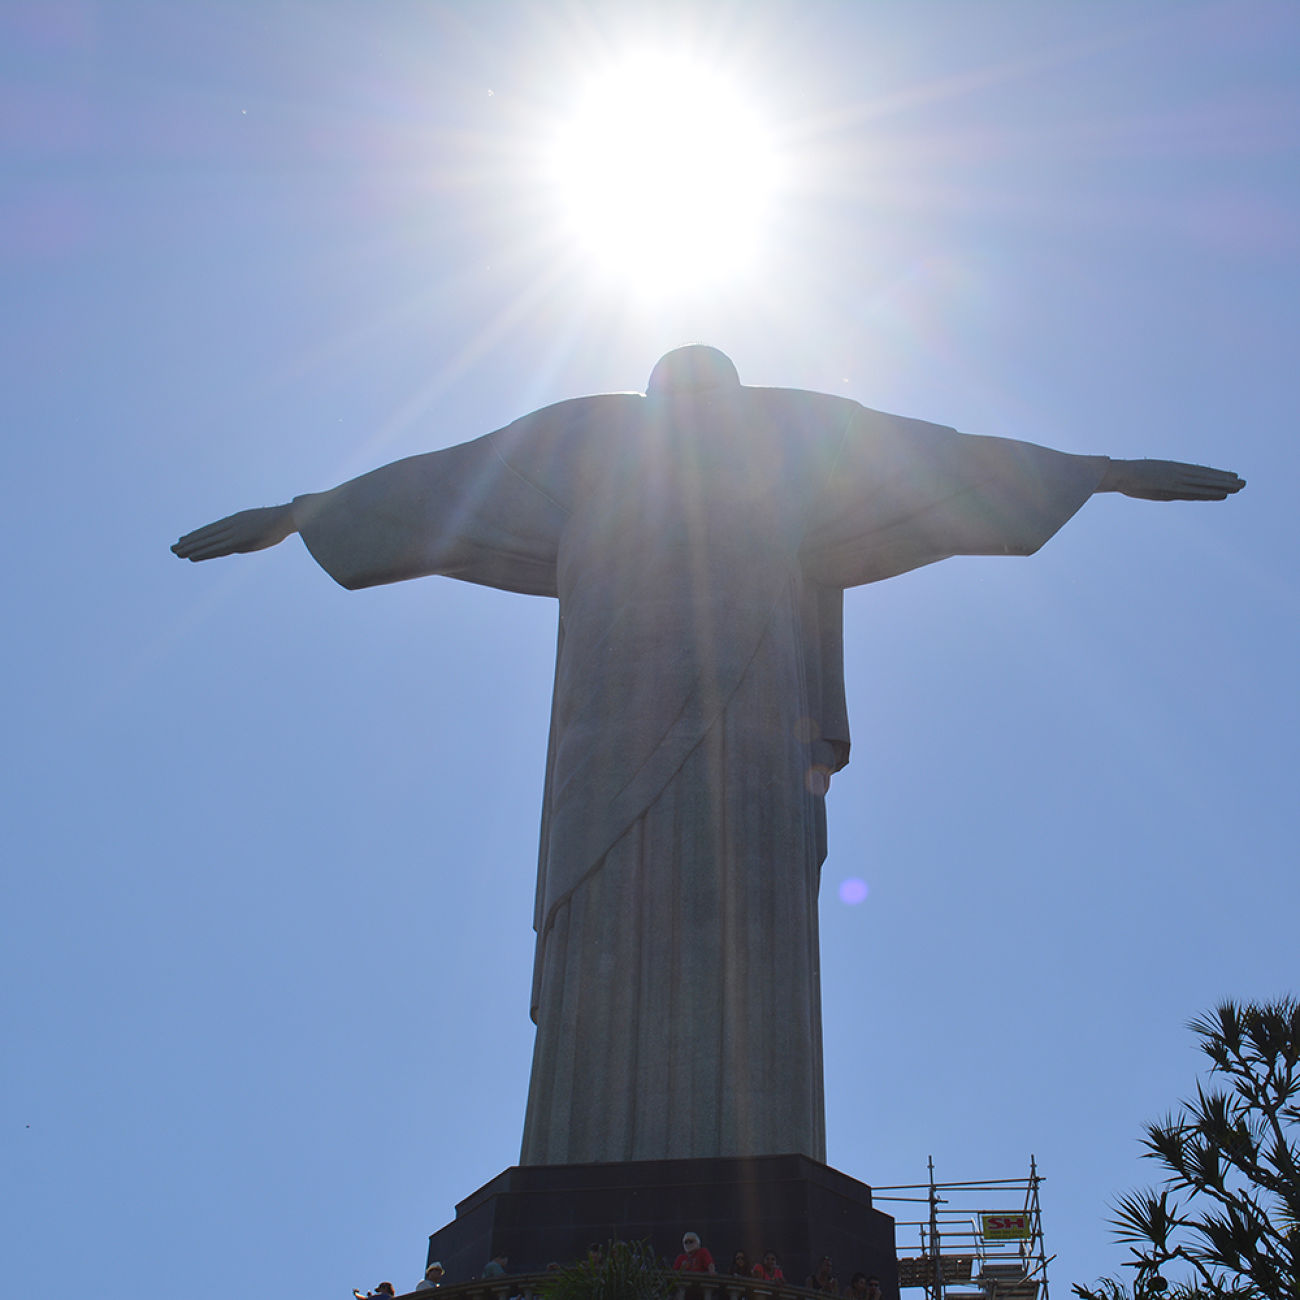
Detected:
left=546, top=54, right=779, bottom=292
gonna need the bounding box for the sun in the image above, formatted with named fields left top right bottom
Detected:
left=545, top=53, right=779, bottom=293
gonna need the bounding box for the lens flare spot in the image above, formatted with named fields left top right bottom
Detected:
left=838, top=877, right=869, bottom=906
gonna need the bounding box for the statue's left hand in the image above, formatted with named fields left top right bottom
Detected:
left=1099, top=459, right=1245, bottom=501
left=171, top=504, right=297, bottom=561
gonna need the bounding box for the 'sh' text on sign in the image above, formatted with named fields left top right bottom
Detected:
left=981, top=1213, right=1031, bottom=1240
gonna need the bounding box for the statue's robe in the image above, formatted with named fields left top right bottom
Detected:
left=294, top=386, right=1105, bottom=1165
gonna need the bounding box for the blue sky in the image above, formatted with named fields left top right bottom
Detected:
left=3, top=2, right=1297, bottom=1296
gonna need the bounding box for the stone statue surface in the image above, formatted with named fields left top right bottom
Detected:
left=173, top=345, right=1244, bottom=1166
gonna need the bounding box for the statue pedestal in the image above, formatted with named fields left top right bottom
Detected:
left=426, top=1154, right=896, bottom=1294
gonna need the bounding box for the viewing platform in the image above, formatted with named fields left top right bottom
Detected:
left=395, top=1276, right=871, bottom=1300
left=422, top=1155, right=897, bottom=1298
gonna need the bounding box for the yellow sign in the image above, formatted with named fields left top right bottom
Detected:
left=982, top=1212, right=1031, bottom=1240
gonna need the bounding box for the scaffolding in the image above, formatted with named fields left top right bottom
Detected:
left=873, top=1157, right=1052, bottom=1300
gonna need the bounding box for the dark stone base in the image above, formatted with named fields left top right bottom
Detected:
left=426, top=1155, right=896, bottom=1297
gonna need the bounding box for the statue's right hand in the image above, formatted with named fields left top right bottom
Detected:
left=171, top=504, right=297, bottom=561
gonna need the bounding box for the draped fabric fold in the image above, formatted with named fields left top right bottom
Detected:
left=293, top=385, right=1106, bottom=1165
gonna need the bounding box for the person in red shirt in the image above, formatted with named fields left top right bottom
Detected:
left=674, top=1232, right=716, bottom=1273
left=752, top=1251, right=786, bottom=1283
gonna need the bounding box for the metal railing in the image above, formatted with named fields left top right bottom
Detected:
left=396, top=1276, right=862, bottom=1300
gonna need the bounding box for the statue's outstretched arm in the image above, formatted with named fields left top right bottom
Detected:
left=171, top=502, right=300, bottom=561
left=1098, top=459, right=1245, bottom=501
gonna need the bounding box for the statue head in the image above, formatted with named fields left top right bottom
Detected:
left=646, top=345, right=740, bottom=398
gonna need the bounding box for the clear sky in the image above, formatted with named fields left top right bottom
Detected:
left=3, top=2, right=1297, bottom=1296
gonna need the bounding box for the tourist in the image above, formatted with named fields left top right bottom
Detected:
left=675, top=1232, right=716, bottom=1273
left=848, top=1273, right=884, bottom=1300
left=806, top=1257, right=838, bottom=1294
left=415, top=1263, right=444, bottom=1292
left=752, top=1252, right=785, bottom=1283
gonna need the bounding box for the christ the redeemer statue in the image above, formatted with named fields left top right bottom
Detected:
left=174, top=345, right=1243, bottom=1167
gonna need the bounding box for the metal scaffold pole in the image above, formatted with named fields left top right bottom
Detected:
left=928, top=1157, right=943, bottom=1300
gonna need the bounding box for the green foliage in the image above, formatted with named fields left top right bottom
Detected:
left=1072, top=1276, right=1222, bottom=1300
left=1073, top=999, right=1300, bottom=1300
left=540, top=1240, right=675, bottom=1300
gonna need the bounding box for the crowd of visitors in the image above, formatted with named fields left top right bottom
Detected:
left=669, top=1239, right=880, bottom=1299
left=356, top=1235, right=884, bottom=1297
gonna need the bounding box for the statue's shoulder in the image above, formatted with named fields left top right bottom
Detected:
left=490, top=392, right=646, bottom=498
left=738, top=387, right=868, bottom=448
left=744, top=385, right=959, bottom=435
left=497, top=392, right=645, bottom=445
left=743, top=385, right=860, bottom=418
